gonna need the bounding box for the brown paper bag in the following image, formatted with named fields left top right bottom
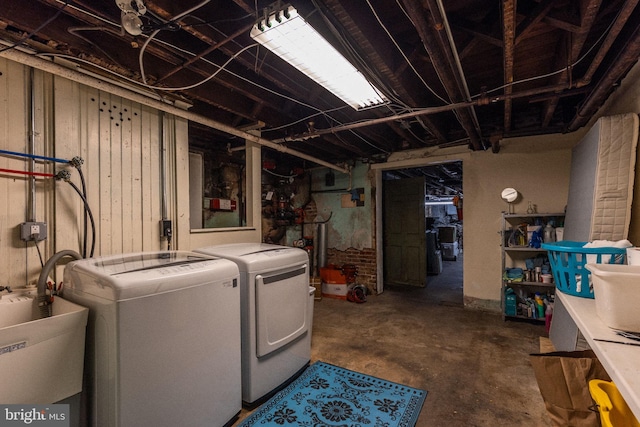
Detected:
left=530, top=350, right=611, bottom=427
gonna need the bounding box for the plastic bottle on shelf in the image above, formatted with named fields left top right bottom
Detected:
left=543, top=222, right=556, bottom=243
left=504, top=288, right=517, bottom=316
left=535, top=293, right=545, bottom=318
left=544, top=299, right=553, bottom=334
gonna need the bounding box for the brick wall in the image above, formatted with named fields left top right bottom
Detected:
left=306, top=195, right=378, bottom=296
left=327, top=247, right=377, bottom=295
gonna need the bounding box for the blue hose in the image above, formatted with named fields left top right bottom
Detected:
left=0, top=149, right=69, bottom=164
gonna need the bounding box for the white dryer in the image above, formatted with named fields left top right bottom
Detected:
left=63, top=251, right=241, bottom=427
left=195, top=243, right=314, bottom=405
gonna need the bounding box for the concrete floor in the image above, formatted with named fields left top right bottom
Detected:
left=236, top=254, right=551, bottom=426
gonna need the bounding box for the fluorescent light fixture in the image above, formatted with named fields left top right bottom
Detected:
left=425, top=197, right=454, bottom=206
left=250, top=5, right=388, bottom=111
left=425, top=201, right=454, bottom=206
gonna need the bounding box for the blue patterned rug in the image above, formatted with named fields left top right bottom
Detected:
left=239, top=361, right=427, bottom=426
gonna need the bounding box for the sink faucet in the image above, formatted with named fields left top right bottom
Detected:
left=37, top=250, right=83, bottom=318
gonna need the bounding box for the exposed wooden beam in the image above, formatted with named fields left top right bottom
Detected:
left=568, top=13, right=640, bottom=131
left=402, top=0, right=483, bottom=150
left=515, top=0, right=556, bottom=45
left=321, top=0, right=449, bottom=146
left=502, top=0, right=516, bottom=132
left=542, top=0, right=602, bottom=127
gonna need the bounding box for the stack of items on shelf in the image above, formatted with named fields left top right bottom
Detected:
left=508, top=219, right=562, bottom=248
left=501, top=213, right=565, bottom=324
left=505, top=288, right=554, bottom=331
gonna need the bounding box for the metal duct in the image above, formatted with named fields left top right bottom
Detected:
left=317, top=223, right=328, bottom=270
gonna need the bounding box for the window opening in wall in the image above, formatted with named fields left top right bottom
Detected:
left=260, top=148, right=311, bottom=245
left=188, top=122, right=247, bottom=230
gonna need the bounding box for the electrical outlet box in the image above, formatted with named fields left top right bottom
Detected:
left=160, top=220, right=172, bottom=238
left=20, top=222, right=47, bottom=242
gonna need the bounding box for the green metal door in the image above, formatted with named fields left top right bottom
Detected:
left=383, top=177, right=426, bottom=287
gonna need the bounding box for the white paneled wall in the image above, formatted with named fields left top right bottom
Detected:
left=53, top=77, right=166, bottom=256
left=0, top=60, right=51, bottom=286
left=1, top=57, right=262, bottom=288
left=1, top=60, right=173, bottom=287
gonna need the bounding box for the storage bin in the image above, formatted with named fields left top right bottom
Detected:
left=441, top=241, right=459, bottom=260
left=589, top=380, right=640, bottom=427
left=585, top=263, right=640, bottom=331
left=541, top=241, right=626, bottom=298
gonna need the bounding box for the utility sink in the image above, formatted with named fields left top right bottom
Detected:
left=0, top=290, right=88, bottom=404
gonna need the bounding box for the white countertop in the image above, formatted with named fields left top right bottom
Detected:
left=557, top=291, right=640, bottom=419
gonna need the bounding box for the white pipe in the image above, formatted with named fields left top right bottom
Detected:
left=0, top=48, right=350, bottom=174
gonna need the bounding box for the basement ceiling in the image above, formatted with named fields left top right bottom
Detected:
left=1, top=0, right=639, bottom=176
left=383, top=162, right=464, bottom=196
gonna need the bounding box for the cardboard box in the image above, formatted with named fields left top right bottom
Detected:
left=438, top=226, right=457, bottom=243
left=322, top=282, right=348, bottom=300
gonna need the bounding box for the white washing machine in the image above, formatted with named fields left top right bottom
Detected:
left=195, top=243, right=314, bottom=405
left=62, top=251, right=241, bottom=427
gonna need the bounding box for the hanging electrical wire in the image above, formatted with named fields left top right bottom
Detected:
left=262, top=168, right=299, bottom=180
left=366, top=0, right=450, bottom=105
left=470, top=8, right=620, bottom=99
left=304, top=1, right=434, bottom=148
left=34, top=240, right=45, bottom=268
left=264, top=105, right=350, bottom=132
left=67, top=26, right=126, bottom=68
left=27, top=4, right=361, bottom=141
left=138, top=0, right=212, bottom=85
left=0, top=0, right=70, bottom=53
left=149, top=43, right=258, bottom=91
left=181, top=12, right=255, bottom=29
left=4, top=0, right=622, bottom=156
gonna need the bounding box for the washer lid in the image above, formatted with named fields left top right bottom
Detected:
left=64, top=251, right=238, bottom=300
left=85, top=251, right=215, bottom=274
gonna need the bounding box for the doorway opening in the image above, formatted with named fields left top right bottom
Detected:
left=381, top=161, right=463, bottom=306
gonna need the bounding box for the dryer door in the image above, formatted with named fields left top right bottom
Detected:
left=255, top=265, right=309, bottom=357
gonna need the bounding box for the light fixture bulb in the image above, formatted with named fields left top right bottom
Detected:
left=121, top=11, right=143, bottom=36
left=115, top=0, right=146, bottom=14
left=251, top=5, right=388, bottom=110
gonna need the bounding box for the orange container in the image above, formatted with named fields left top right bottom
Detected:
left=320, top=267, right=347, bottom=284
